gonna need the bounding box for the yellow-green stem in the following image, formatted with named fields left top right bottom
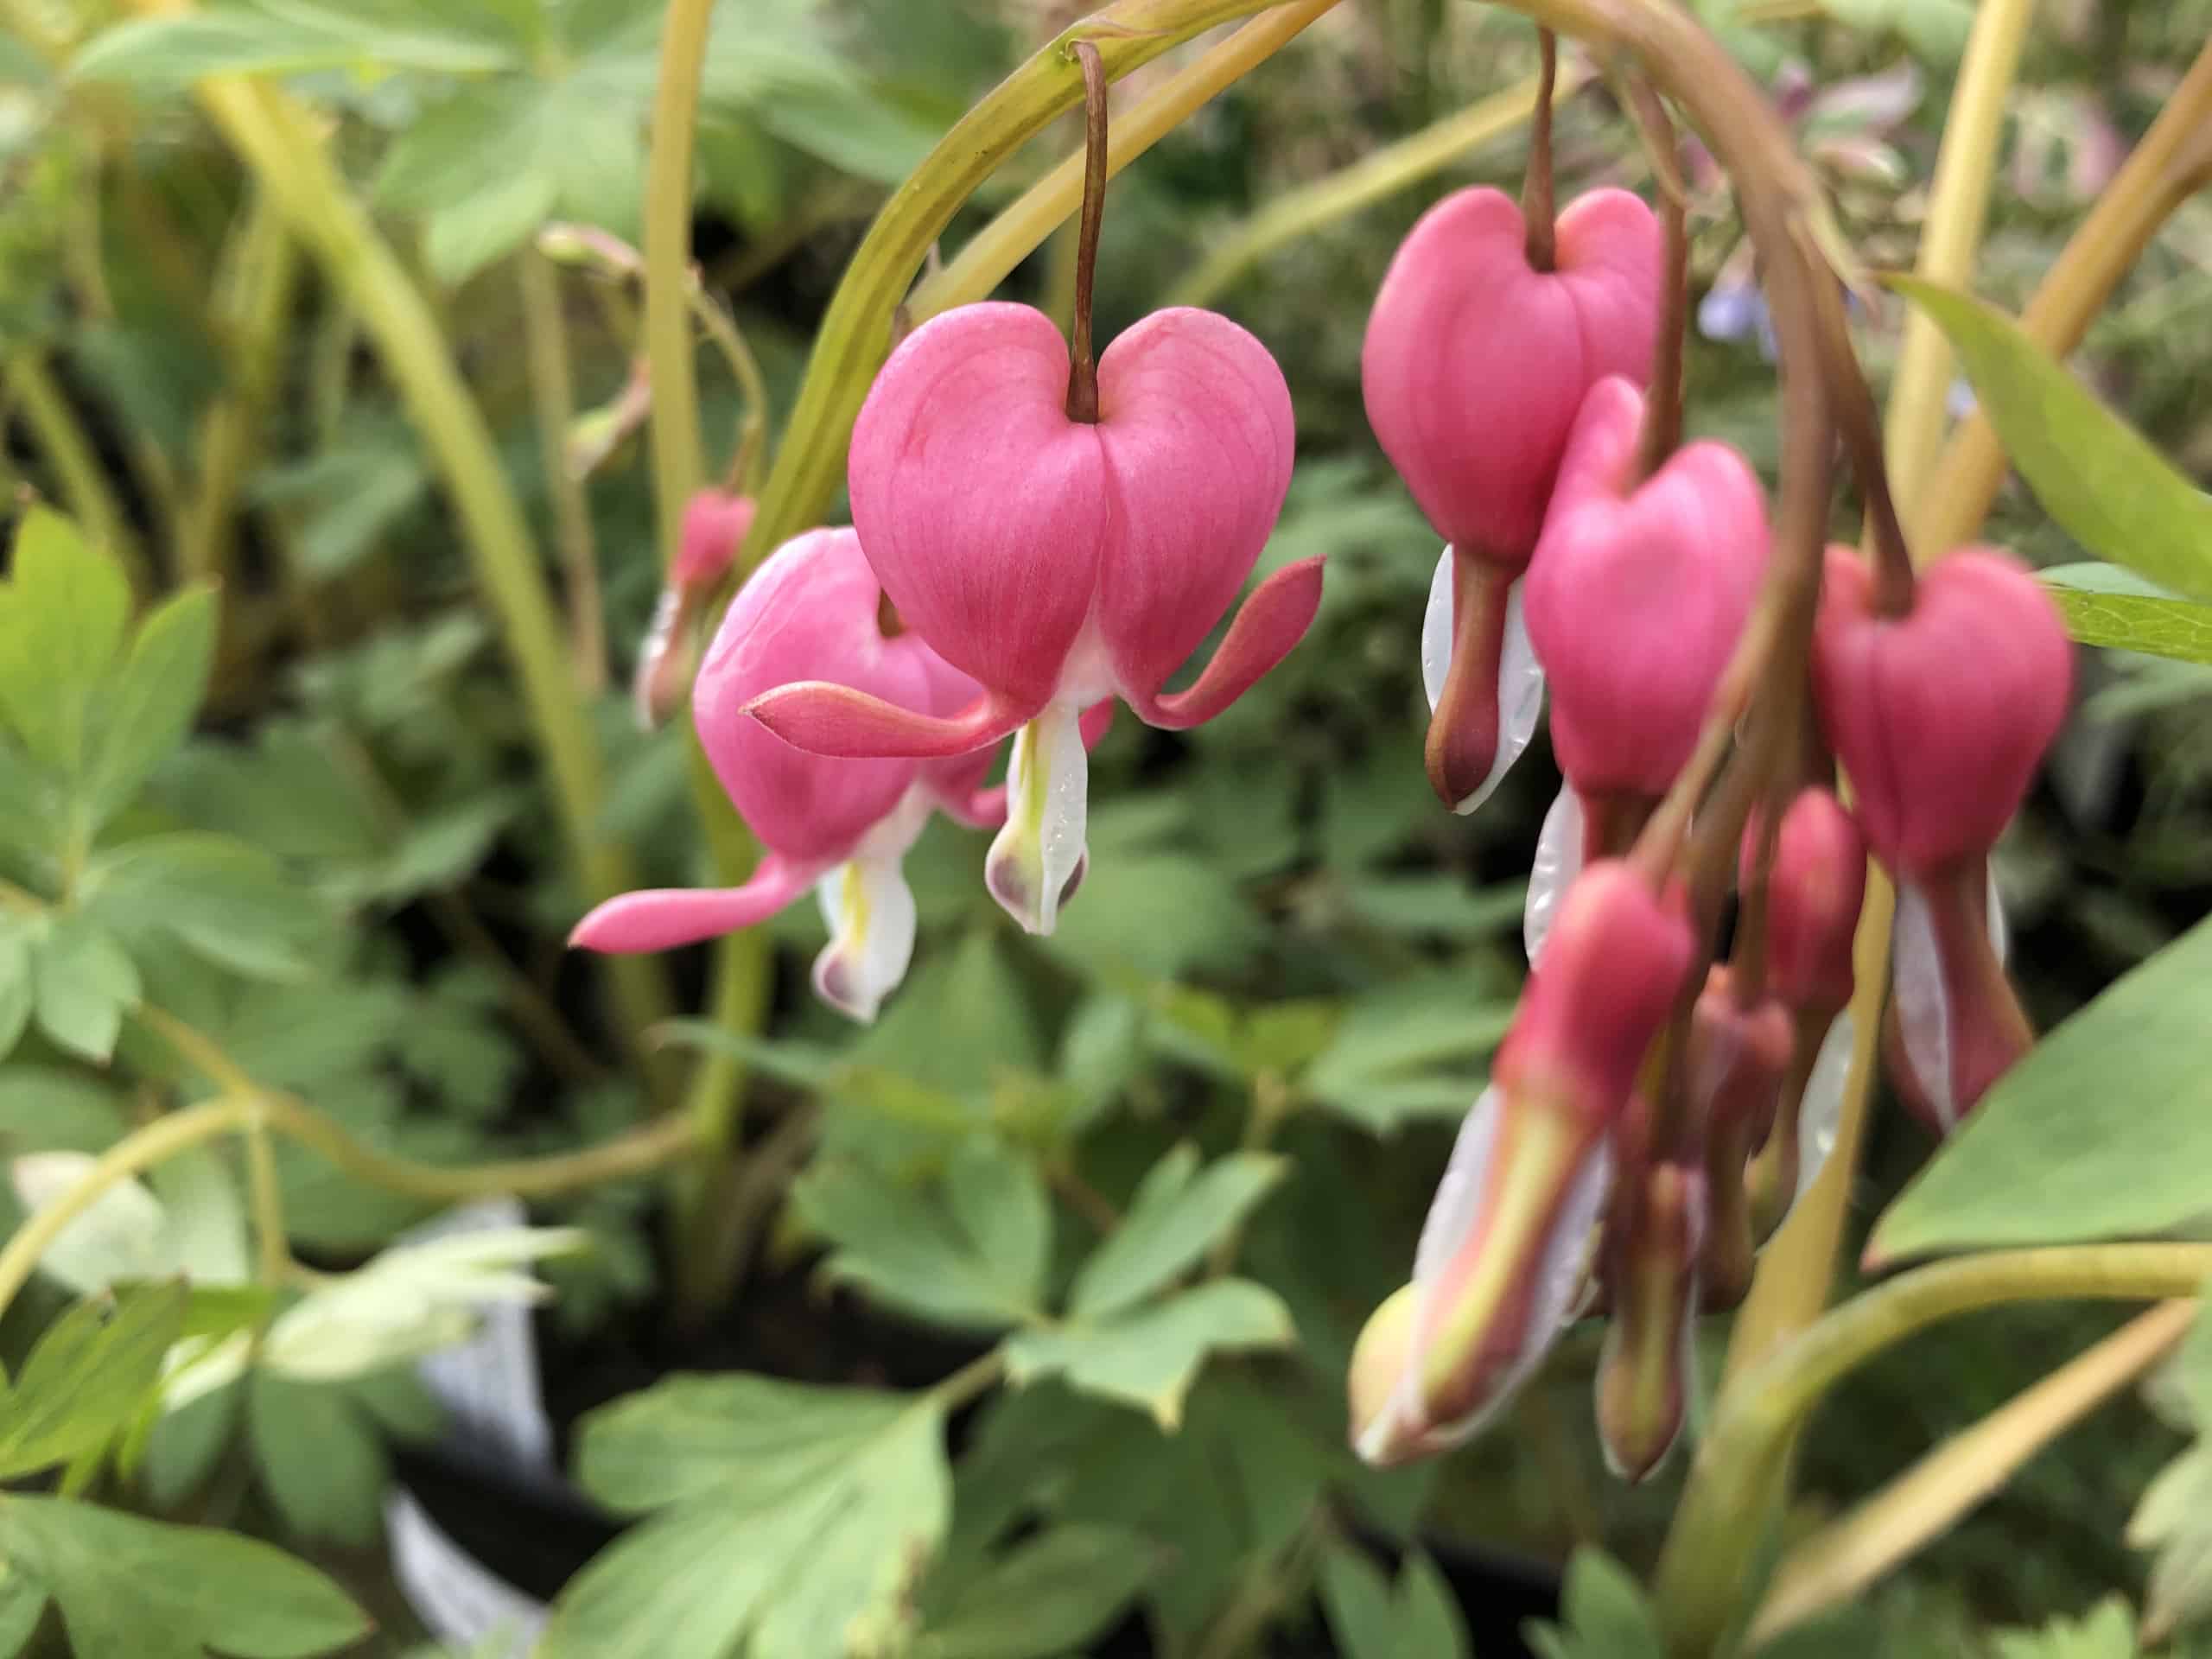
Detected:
left=3, top=351, right=150, bottom=590
left=1653, top=1246, right=2212, bottom=1655
left=180, top=189, right=300, bottom=586
left=139, top=54, right=672, bottom=1067
left=1166, top=64, right=1569, bottom=308
left=245, top=1114, right=289, bottom=1285
left=642, top=0, right=715, bottom=573
left=517, top=248, right=607, bottom=692
left=1723, top=0, right=2037, bottom=1386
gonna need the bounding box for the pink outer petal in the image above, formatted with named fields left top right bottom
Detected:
left=848, top=302, right=1108, bottom=705
left=746, top=681, right=1038, bottom=760
left=570, top=855, right=817, bottom=952
left=1362, top=188, right=1661, bottom=565
left=1090, top=308, right=1298, bottom=704
left=1122, top=556, right=1325, bottom=729
left=693, top=527, right=933, bottom=861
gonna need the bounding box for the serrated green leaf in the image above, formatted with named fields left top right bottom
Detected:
left=29, top=916, right=138, bottom=1063
left=2041, top=564, right=2212, bottom=664
left=85, top=834, right=329, bottom=982
left=917, top=1526, right=1155, bottom=1659
left=792, top=1151, right=1048, bottom=1332
left=1004, top=1278, right=1294, bottom=1429
left=0, top=507, right=130, bottom=776
left=5, top=1495, right=370, bottom=1659
left=0, top=1282, right=188, bottom=1478
left=1068, top=1147, right=1286, bottom=1319
left=1886, top=277, right=2212, bottom=607
left=550, top=1376, right=950, bottom=1659
left=1872, top=912, right=2212, bottom=1259
left=79, top=584, right=216, bottom=830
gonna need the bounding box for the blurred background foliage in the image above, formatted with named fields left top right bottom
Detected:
left=2, top=0, right=2211, bottom=1654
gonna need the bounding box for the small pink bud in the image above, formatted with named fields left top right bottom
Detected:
left=1747, top=787, right=1867, bottom=1014
left=1811, top=544, right=2073, bottom=876
left=1365, top=188, right=1660, bottom=814
left=574, top=528, right=1005, bottom=1024
left=1352, top=862, right=1693, bottom=1465
left=745, top=302, right=1321, bottom=936
left=1685, top=967, right=1793, bottom=1309
left=1595, top=1153, right=1705, bottom=1481
left=1363, top=188, right=1662, bottom=568
left=1523, top=378, right=1770, bottom=801
left=672, top=490, right=756, bottom=590
left=632, top=490, right=760, bottom=730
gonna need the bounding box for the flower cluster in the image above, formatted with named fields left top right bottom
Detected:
left=1350, top=173, right=2073, bottom=1476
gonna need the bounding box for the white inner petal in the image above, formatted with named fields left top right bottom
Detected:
left=1420, top=551, right=1547, bottom=817
left=1524, top=785, right=1586, bottom=966
left=1421, top=545, right=1455, bottom=711
left=812, top=854, right=919, bottom=1024
left=1891, top=878, right=1957, bottom=1130
left=1797, top=1008, right=1856, bottom=1200
left=985, top=700, right=1089, bottom=937
left=1987, top=862, right=2010, bottom=964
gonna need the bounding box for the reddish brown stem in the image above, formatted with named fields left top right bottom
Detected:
left=1425, top=553, right=1512, bottom=810
left=1627, top=78, right=1688, bottom=482
left=1523, top=28, right=1559, bottom=271
left=1065, top=41, right=1109, bottom=423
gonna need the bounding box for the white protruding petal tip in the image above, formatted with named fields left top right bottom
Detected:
left=984, top=702, right=1089, bottom=936
left=1891, top=878, right=1957, bottom=1130
left=1523, top=786, right=1586, bottom=965
left=812, top=855, right=919, bottom=1024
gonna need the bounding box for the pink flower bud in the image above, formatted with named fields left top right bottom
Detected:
left=1352, top=862, right=1692, bottom=1465
left=1366, top=188, right=1660, bottom=815
left=672, top=489, right=756, bottom=590
left=1746, top=787, right=1867, bottom=1014
left=573, top=529, right=1007, bottom=1024
left=744, top=302, right=1322, bottom=935
left=1523, top=378, right=1770, bottom=800
left=1811, top=544, right=2073, bottom=876
left=1363, top=188, right=1662, bottom=568
left=1595, top=1152, right=1704, bottom=1481
left=1684, top=967, right=1793, bottom=1309
left=632, top=490, right=759, bottom=730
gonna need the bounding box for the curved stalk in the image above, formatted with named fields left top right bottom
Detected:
left=3, top=352, right=150, bottom=591
left=1166, top=66, right=1568, bottom=309
left=1653, top=1246, right=2212, bottom=1655
left=642, top=0, right=715, bottom=575
left=518, top=248, right=606, bottom=691
left=1747, top=1300, right=2196, bottom=1646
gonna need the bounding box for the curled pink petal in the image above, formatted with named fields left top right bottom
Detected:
left=570, top=856, right=817, bottom=953
left=1122, top=556, right=1325, bottom=730
left=745, top=682, right=1036, bottom=760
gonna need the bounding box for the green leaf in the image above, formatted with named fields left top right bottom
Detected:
left=0, top=1283, right=188, bottom=1478
left=916, top=1526, right=1155, bottom=1659
left=1992, top=1598, right=2141, bottom=1659
left=71, top=3, right=516, bottom=84
left=1337, top=874, right=1529, bottom=941
left=2037, top=564, right=2212, bottom=664
left=1304, top=986, right=1516, bottom=1135
left=1885, top=276, right=2212, bottom=606
left=1395, top=1552, right=1474, bottom=1659
left=29, top=916, right=139, bottom=1064
left=4, top=1495, right=370, bottom=1659
left=1526, top=1549, right=1665, bottom=1659
left=1067, top=1147, right=1286, bottom=1319
left=1320, top=1543, right=1398, bottom=1659
left=2130, top=1446, right=2212, bottom=1646
left=85, top=835, right=329, bottom=981
left=0, top=1066, right=127, bottom=1153
left=0, top=931, right=29, bottom=1061
left=249, top=1372, right=388, bottom=1547
left=1872, top=912, right=2212, bottom=1259
left=1004, top=1278, right=1295, bottom=1429
left=791, top=1147, right=1050, bottom=1332
left=0, top=507, right=131, bottom=776
left=0, top=1565, right=43, bottom=1659
left=79, top=585, right=216, bottom=830
left=549, top=1376, right=951, bottom=1659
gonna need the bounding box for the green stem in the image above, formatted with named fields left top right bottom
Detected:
left=739, top=0, right=1337, bottom=567
left=1652, top=1245, right=2212, bottom=1655
left=154, top=67, right=671, bottom=1065
left=517, top=248, right=607, bottom=693
left=1166, top=63, right=1568, bottom=309
left=3, top=351, right=151, bottom=591
left=641, top=0, right=715, bottom=567
left=180, top=188, right=300, bottom=586
left=245, top=1113, right=289, bottom=1285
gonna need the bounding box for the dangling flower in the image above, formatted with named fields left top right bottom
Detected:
left=1594, top=1106, right=1706, bottom=1481
left=633, top=489, right=755, bottom=730
left=1363, top=187, right=1662, bottom=814
left=744, top=302, right=1323, bottom=935
left=574, top=528, right=1102, bottom=1023
left=1351, top=861, right=1692, bottom=1465
left=1519, top=378, right=1770, bottom=962
left=1811, top=546, right=2071, bottom=1128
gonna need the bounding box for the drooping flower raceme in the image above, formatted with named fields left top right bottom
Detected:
left=574, top=528, right=1025, bottom=1023
left=633, top=489, right=755, bottom=729
left=1518, top=377, right=1770, bottom=961
left=1363, top=187, right=1661, bottom=814
left=1351, top=861, right=1693, bottom=1466
left=1812, top=545, right=2071, bottom=1129
left=745, top=302, right=1322, bottom=936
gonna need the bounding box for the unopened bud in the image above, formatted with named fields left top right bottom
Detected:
left=1595, top=1155, right=1705, bottom=1482
left=1746, top=788, right=1866, bottom=1015
left=1686, top=967, right=1792, bottom=1309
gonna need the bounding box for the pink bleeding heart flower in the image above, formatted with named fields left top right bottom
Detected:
left=1739, top=788, right=1869, bottom=1236
left=1365, top=187, right=1662, bottom=814
left=633, top=489, right=757, bottom=730
left=1813, top=546, right=2069, bottom=1130
left=1352, top=861, right=1692, bottom=1466
left=744, top=302, right=1320, bottom=936
left=575, top=528, right=1090, bottom=1023
left=1518, top=378, right=1770, bottom=965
